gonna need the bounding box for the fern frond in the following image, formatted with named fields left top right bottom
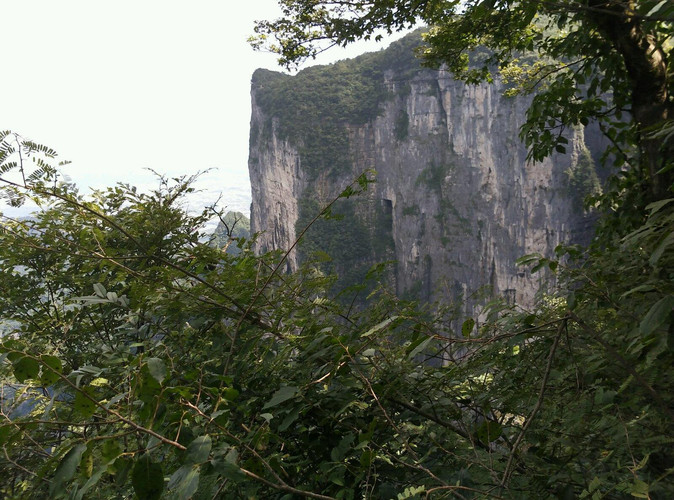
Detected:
left=22, top=140, right=58, bottom=158
left=0, top=189, right=26, bottom=207
left=0, top=161, right=18, bottom=174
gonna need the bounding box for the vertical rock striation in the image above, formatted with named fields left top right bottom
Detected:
left=249, top=33, right=600, bottom=312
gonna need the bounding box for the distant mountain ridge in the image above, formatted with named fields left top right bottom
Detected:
left=211, top=211, right=250, bottom=255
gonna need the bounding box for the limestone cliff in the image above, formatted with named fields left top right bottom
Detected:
left=248, top=33, right=600, bottom=311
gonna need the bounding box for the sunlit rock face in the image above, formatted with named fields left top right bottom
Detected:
left=248, top=33, right=600, bottom=314
left=248, top=96, right=305, bottom=273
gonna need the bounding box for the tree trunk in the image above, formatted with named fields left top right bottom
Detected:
left=587, top=0, right=673, bottom=200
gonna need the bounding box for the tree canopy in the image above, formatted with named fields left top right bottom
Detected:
left=252, top=0, right=673, bottom=202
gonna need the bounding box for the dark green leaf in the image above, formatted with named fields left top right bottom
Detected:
left=50, top=443, right=87, bottom=497
left=168, top=465, right=200, bottom=500
left=12, top=356, right=39, bottom=382
left=645, top=198, right=674, bottom=215
left=74, top=386, right=97, bottom=418
left=40, top=355, right=62, bottom=386
left=567, top=291, right=576, bottom=310
left=461, top=318, right=475, bottom=337
left=331, top=433, right=354, bottom=462
left=407, top=336, right=433, bottom=359
left=146, top=357, right=167, bottom=385
left=630, top=479, right=649, bottom=498
left=139, top=367, right=162, bottom=400
left=183, top=435, right=212, bottom=465
left=132, top=455, right=164, bottom=500
left=211, top=460, right=245, bottom=482
left=278, top=406, right=301, bottom=432
left=101, top=440, right=122, bottom=463
left=639, top=295, right=674, bottom=336
left=222, top=387, right=239, bottom=401
left=74, top=463, right=112, bottom=500
left=263, top=386, right=299, bottom=409
left=360, top=449, right=374, bottom=467
left=0, top=425, right=11, bottom=445
left=476, top=421, right=502, bottom=444
left=650, top=232, right=674, bottom=267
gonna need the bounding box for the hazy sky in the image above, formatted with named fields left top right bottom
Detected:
left=2, top=1, right=404, bottom=217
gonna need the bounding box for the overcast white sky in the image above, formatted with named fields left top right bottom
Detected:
left=1, top=0, right=404, bottom=218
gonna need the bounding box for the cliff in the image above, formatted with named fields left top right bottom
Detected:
left=211, top=211, right=251, bottom=255
left=248, top=33, right=601, bottom=311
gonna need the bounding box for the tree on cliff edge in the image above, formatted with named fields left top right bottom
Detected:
left=252, top=0, right=673, bottom=202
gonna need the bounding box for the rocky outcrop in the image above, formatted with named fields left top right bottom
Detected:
left=248, top=33, right=600, bottom=312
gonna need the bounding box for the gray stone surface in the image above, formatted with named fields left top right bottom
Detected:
left=248, top=46, right=599, bottom=317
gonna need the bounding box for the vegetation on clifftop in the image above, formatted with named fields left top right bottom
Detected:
left=251, top=31, right=423, bottom=179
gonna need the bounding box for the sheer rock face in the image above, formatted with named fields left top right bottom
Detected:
left=248, top=95, right=305, bottom=273
left=249, top=50, right=599, bottom=311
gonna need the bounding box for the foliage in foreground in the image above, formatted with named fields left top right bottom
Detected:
left=0, top=134, right=673, bottom=499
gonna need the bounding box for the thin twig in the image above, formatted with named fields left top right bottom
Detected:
left=425, top=484, right=506, bottom=499
left=501, top=317, right=566, bottom=486
left=7, top=350, right=187, bottom=451
left=3, top=445, right=50, bottom=483
left=183, top=401, right=335, bottom=499
left=387, top=397, right=492, bottom=453
left=223, top=173, right=372, bottom=374
left=238, top=466, right=336, bottom=500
